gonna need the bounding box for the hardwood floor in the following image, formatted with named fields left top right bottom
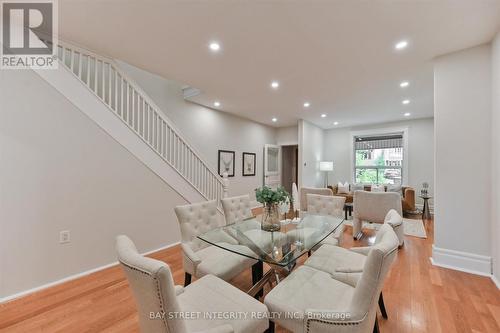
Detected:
left=1, top=218, right=499, bottom=333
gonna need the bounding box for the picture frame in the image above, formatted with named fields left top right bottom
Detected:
left=218, top=150, right=235, bottom=177
left=242, top=152, right=256, bottom=176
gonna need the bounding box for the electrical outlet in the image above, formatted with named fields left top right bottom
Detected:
left=59, top=230, right=70, bottom=244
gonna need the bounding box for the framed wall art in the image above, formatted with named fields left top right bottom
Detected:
left=242, top=152, right=256, bottom=176
left=218, top=150, right=235, bottom=177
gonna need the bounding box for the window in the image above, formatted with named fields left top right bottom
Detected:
left=354, top=134, right=403, bottom=185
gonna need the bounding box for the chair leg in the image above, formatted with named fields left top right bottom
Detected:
left=353, top=218, right=363, bottom=240
left=184, top=272, right=192, bottom=287
left=308, top=250, right=312, bottom=257
left=252, top=262, right=264, bottom=298
left=378, top=293, right=388, bottom=319
left=265, top=320, right=275, bottom=333
left=373, top=316, right=380, bottom=333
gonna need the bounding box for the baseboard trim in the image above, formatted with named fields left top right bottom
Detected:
left=431, top=245, right=492, bottom=277
left=0, top=241, right=180, bottom=304
left=492, top=275, right=500, bottom=289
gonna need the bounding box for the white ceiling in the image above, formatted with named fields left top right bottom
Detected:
left=58, top=0, right=500, bottom=129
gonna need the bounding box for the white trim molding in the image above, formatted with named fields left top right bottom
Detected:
left=0, top=242, right=180, bottom=304
left=492, top=275, right=500, bottom=289
left=431, top=245, right=492, bottom=276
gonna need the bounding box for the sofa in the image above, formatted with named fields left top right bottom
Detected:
left=329, top=183, right=416, bottom=213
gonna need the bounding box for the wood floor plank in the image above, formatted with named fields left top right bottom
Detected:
left=0, top=217, right=499, bottom=333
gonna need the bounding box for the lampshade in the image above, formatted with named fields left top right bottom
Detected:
left=319, top=161, right=334, bottom=171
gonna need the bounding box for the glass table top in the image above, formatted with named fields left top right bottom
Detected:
left=197, top=214, right=344, bottom=267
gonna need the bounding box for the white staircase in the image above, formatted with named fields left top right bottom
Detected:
left=34, top=40, right=228, bottom=209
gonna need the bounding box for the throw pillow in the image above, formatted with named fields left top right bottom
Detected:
left=387, top=185, right=403, bottom=195
left=371, top=184, right=385, bottom=192
left=351, top=183, right=364, bottom=192
left=337, top=182, right=350, bottom=194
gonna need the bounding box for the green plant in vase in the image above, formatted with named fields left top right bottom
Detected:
left=255, top=186, right=290, bottom=232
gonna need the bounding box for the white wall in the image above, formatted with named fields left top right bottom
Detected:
left=433, top=44, right=492, bottom=274
left=116, top=61, right=276, bottom=198
left=492, top=32, right=500, bottom=284
left=0, top=68, right=186, bottom=299
left=276, top=125, right=298, bottom=146
left=323, top=118, right=434, bottom=204
left=299, top=120, right=324, bottom=188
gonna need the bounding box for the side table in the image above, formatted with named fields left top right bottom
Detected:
left=419, top=196, right=432, bottom=221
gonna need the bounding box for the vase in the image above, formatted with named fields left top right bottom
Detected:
left=261, top=203, right=281, bottom=232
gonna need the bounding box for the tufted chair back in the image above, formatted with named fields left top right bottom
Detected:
left=174, top=200, right=222, bottom=252
left=116, top=235, right=186, bottom=333
left=353, top=191, right=402, bottom=223
left=349, top=224, right=398, bottom=323
left=306, top=194, right=345, bottom=218
left=221, top=194, right=253, bottom=225
left=300, top=187, right=333, bottom=212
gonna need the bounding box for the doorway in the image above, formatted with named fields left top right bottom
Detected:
left=281, top=145, right=298, bottom=194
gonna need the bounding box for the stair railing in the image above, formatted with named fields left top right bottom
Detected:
left=50, top=40, right=228, bottom=206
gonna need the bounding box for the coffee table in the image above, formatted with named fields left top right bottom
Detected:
left=198, top=214, right=344, bottom=297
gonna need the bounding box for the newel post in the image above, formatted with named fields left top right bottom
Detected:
left=222, top=172, right=229, bottom=198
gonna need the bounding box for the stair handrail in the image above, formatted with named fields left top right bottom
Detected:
left=53, top=39, right=228, bottom=204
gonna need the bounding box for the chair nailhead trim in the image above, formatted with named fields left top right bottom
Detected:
left=306, top=319, right=361, bottom=332
left=119, top=260, right=170, bottom=331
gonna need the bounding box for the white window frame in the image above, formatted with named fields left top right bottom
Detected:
left=349, top=126, right=409, bottom=185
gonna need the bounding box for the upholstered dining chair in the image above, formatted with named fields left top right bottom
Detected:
left=174, top=200, right=257, bottom=286
left=299, top=187, right=333, bottom=215
left=116, top=235, right=270, bottom=333
left=221, top=194, right=287, bottom=273
left=264, top=225, right=399, bottom=333
left=306, top=193, right=346, bottom=246
left=304, top=223, right=399, bottom=320
left=221, top=194, right=254, bottom=225
left=352, top=190, right=402, bottom=240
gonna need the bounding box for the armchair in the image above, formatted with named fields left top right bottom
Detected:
left=352, top=191, right=402, bottom=240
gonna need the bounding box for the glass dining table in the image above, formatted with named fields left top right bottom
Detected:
left=197, top=214, right=344, bottom=297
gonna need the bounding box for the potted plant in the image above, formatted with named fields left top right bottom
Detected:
left=255, top=186, right=291, bottom=231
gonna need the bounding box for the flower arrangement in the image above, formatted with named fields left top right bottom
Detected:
left=255, top=186, right=291, bottom=232
left=255, top=186, right=290, bottom=205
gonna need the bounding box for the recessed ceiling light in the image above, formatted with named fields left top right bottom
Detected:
left=271, top=81, right=279, bottom=89
left=272, top=117, right=277, bottom=122
left=395, top=40, right=408, bottom=50
left=404, top=112, right=411, bottom=117
left=213, top=101, right=220, bottom=107
left=209, top=42, right=220, bottom=52
left=333, top=121, right=339, bottom=125
left=303, top=102, right=310, bottom=108
left=321, top=114, right=327, bottom=118
left=402, top=99, right=410, bottom=105
left=400, top=81, right=409, bottom=88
